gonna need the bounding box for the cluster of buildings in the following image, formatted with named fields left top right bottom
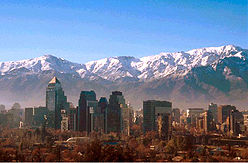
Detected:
left=179, top=103, right=246, bottom=136
left=24, top=77, right=135, bottom=135
left=142, top=103, right=248, bottom=140
left=0, top=76, right=246, bottom=140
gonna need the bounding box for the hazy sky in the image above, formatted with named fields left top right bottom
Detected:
left=0, top=0, right=247, bottom=63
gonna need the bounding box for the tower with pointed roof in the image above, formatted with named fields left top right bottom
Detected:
left=46, top=77, right=68, bottom=129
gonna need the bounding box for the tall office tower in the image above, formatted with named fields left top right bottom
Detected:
left=97, top=97, right=108, bottom=133
left=143, top=100, right=172, bottom=139
left=46, top=77, right=68, bottom=129
left=218, top=105, right=236, bottom=124
left=78, top=90, right=98, bottom=133
left=172, top=108, right=180, bottom=124
left=208, top=103, right=218, bottom=122
left=25, top=107, right=34, bottom=126
left=107, top=91, right=127, bottom=133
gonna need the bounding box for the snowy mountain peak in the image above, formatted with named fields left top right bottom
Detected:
left=0, top=45, right=247, bottom=81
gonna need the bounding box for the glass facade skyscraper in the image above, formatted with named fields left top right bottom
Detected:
left=46, top=77, right=68, bottom=129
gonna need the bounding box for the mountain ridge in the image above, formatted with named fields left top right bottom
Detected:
left=1, top=44, right=248, bottom=109
left=0, top=45, right=245, bottom=81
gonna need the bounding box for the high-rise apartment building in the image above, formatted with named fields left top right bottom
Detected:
left=46, top=77, right=68, bottom=129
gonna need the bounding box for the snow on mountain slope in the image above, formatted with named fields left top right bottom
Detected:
left=85, top=56, right=141, bottom=80
left=0, top=55, right=86, bottom=75
left=0, top=45, right=246, bottom=81
left=84, top=45, right=246, bottom=80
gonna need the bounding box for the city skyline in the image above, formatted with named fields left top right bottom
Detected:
left=1, top=1, right=248, bottom=162
left=0, top=0, right=247, bottom=63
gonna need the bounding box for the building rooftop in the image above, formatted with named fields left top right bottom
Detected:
left=49, top=77, right=60, bottom=84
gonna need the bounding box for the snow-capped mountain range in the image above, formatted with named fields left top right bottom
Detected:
left=1, top=45, right=246, bottom=81
left=1, top=45, right=248, bottom=109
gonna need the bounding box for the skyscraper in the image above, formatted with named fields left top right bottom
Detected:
left=143, top=100, right=172, bottom=139
left=46, top=77, right=68, bottom=129
left=209, top=103, right=218, bottom=122
left=78, top=90, right=98, bottom=133
left=107, top=91, right=127, bottom=133
left=97, top=97, right=108, bottom=133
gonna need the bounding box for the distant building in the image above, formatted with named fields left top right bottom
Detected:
left=187, top=108, right=204, bottom=127
left=143, top=100, right=172, bottom=140
left=24, top=106, right=49, bottom=128
left=0, top=104, right=5, bottom=113
left=46, top=77, right=68, bottom=129
left=107, top=91, right=127, bottom=134
left=68, top=103, right=77, bottom=131
left=229, top=110, right=243, bottom=136
left=187, top=108, right=204, bottom=117
left=243, top=111, right=248, bottom=131
left=218, top=105, right=236, bottom=124
left=97, top=97, right=108, bottom=133
left=157, top=113, right=171, bottom=139
left=78, top=90, right=98, bottom=133
left=196, top=110, right=213, bottom=133
left=208, top=103, right=218, bottom=122
left=121, top=103, right=133, bottom=136
left=33, top=107, right=49, bottom=127
left=25, top=107, right=34, bottom=126
left=172, top=108, right=180, bottom=124
left=61, top=109, right=69, bottom=131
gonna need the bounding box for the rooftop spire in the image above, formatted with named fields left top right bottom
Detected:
left=49, top=77, right=60, bottom=84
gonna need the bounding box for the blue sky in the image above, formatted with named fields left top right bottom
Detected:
left=0, top=0, right=247, bottom=63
